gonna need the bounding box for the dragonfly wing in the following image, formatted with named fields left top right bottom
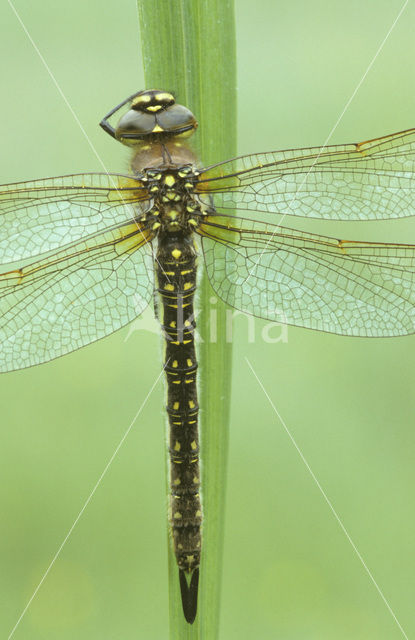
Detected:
left=0, top=173, right=150, bottom=263
left=199, top=216, right=415, bottom=337
left=0, top=222, right=154, bottom=372
left=196, top=128, right=415, bottom=221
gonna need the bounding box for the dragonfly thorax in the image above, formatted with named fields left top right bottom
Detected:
left=142, top=166, right=205, bottom=234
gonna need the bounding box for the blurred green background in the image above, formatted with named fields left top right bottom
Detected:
left=1, top=1, right=414, bottom=638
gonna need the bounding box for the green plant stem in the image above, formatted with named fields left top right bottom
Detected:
left=137, top=1, right=236, bottom=637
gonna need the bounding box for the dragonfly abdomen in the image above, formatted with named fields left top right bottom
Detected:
left=156, top=232, right=201, bottom=623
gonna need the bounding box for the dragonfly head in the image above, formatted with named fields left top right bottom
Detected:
left=113, top=89, right=198, bottom=146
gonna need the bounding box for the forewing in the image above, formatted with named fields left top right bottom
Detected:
left=0, top=223, right=154, bottom=371
left=196, top=129, right=415, bottom=221
left=0, top=173, right=150, bottom=262
left=199, top=216, right=415, bottom=337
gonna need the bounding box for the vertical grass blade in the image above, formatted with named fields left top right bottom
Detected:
left=137, top=1, right=236, bottom=637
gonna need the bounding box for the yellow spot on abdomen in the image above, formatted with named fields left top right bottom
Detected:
left=172, top=249, right=182, bottom=259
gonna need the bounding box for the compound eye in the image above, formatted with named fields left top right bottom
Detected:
left=115, top=109, right=158, bottom=138
left=115, top=103, right=197, bottom=141
left=156, top=105, right=197, bottom=136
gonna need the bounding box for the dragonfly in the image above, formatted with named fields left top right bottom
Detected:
left=1, top=89, right=415, bottom=624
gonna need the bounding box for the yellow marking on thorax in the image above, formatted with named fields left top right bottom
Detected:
left=172, top=249, right=182, bottom=259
